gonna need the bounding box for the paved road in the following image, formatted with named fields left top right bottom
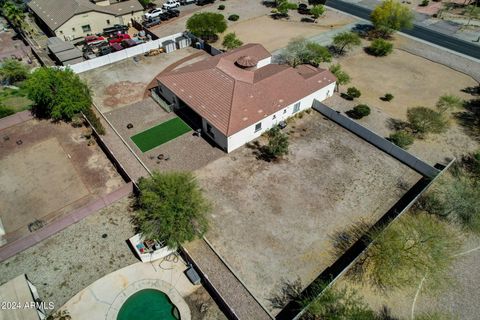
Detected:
left=326, top=0, right=480, bottom=60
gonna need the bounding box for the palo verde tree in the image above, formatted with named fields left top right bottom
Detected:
left=0, top=58, right=29, bottom=85
left=25, top=67, right=92, bottom=120
left=370, top=0, right=414, bottom=37
left=280, top=37, right=331, bottom=67
left=329, top=63, right=351, bottom=92
left=332, top=31, right=361, bottom=55
left=134, top=171, right=211, bottom=249
left=406, top=106, right=449, bottom=136
left=353, top=213, right=462, bottom=292
left=222, top=32, right=243, bottom=50
left=186, top=12, right=227, bottom=42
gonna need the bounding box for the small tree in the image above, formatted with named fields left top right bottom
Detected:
left=346, top=87, right=361, bottom=99
left=135, top=171, right=210, bottom=249
left=280, top=37, right=331, bottom=67
left=222, top=32, right=243, bottom=50
left=407, top=106, right=449, bottom=136
left=186, top=12, right=227, bottom=41
left=264, top=126, right=289, bottom=160
left=332, top=31, right=361, bottom=55
left=367, top=38, right=393, bottom=56
left=382, top=93, right=394, bottom=101
left=347, top=104, right=370, bottom=119
left=276, top=0, right=298, bottom=16
left=388, top=130, right=414, bottom=148
left=310, top=4, right=325, bottom=22
left=436, top=94, right=463, bottom=113
left=0, top=58, right=29, bottom=85
left=370, top=0, right=414, bottom=37
left=356, top=213, right=462, bottom=291
left=1, top=0, right=25, bottom=29
left=25, top=67, right=92, bottom=120
left=329, top=63, right=351, bottom=92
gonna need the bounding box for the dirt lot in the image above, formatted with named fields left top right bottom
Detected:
left=79, top=47, right=201, bottom=112
left=0, top=196, right=137, bottom=310
left=195, top=111, right=420, bottom=313
left=217, top=11, right=355, bottom=51
left=0, top=119, right=123, bottom=242
left=322, top=43, right=480, bottom=165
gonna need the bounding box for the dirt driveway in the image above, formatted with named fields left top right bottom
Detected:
left=195, top=111, right=420, bottom=313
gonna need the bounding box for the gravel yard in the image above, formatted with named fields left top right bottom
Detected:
left=0, top=196, right=138, bottom=311
left=196, top=111, right=420, bottom=313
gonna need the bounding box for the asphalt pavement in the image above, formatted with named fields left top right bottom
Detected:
left=326, top=0, right=480, bottom=60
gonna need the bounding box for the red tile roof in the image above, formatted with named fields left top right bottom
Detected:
left=157, top=44, right=336, bottom=136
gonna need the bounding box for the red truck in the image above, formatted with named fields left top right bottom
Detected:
left=108, top=33, right=131, bottom=45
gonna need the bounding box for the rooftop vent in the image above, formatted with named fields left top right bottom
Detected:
left=235, top=56, right=258, bottom=69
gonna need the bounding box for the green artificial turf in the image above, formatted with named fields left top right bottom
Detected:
left=131, top=117, right=191, bottom=152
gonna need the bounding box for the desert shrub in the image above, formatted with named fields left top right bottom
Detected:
left=0, top=104, right=15, bottom=118
left=460, top=150, right=480, bottom=179
left=228, top=14, right=240, bottom=21
left=262, top=126, right=289, bottom=161
left=218, top=4, right=225, bottom=10
left=388, top=130, right=414, bottom=148
left=347, top=104, right=370, bottom=119
left=367, top=38, right=393, bottom=56
left=407, top=106, right=449, bottom=136
left=346, top=87, right=361, bottom=99
left=420, top=0, right=429, bottom=6
left=83, top=107, right=105, bottom=135
left=382, top=93, right=394, bottom=101
left=222, top=32, right=243, bottom=50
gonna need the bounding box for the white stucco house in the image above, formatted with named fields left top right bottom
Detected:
left=156, top=43, right=336, bottom=153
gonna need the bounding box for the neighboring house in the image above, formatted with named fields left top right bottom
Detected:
left=156, top=43, right=336, bottom=153
left=28, top=0, right=144, bottom=41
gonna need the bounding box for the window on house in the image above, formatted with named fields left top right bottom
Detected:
left=293, top=102, right=301, bottom=113
left=206, top=123, right=214, bottom=138
left=106, top=19, right=111, bottom=25
left=255, top=122, right=262, bottom=132
left=81, top=25, right=91, bottom=33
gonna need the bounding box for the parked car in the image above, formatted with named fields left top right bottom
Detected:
left=180, top=0, right=196, bottom=4
left=110, top=43, right=124, bottom=52
left=162, top=0, right=180, bottom=9
left=144, top=8, right=164, bottom=20
left=108, top=33, right=131, bottom=45
left=98, top=45, right=112, bottom=56
left=298, top=3, right=310, bottom=14
left=85, top=35, right=106, bottom=45
left=164, top=9, right=180, bottom=18
left=103, top=24, right=128, bottom=36
left=142, top=16, right=161, bottom=28
left=196, top=0, right=214, bottom=5
left=121, top=39, right=137, bottom=48
left=158, top=12, right=171, bottom=21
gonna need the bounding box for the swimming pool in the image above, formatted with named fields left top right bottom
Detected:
left=117, top=289, right=180, bottom=320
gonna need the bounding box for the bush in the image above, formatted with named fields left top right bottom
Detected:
left=222, top=32, right=243, bottom=50
left=218, top=4, right=225, bottom=10
left=419, top=0, right=429, bottom=6
left=228, top=14, right=240, bottom=21
left=0, top=58, right=29, bottom=85
left=0, top=104, right=15, bottom=118
left=382, top=93, right=394, bottom=101
left=367, top=38, right=393, bottom=56
left=407, top=106, right=449, bottom=135
left=186, top=12, right=227, bottom=40
left=347, top=104, right=370, bottom=119
left=346, top=87, right=361, bottom=99
left=280, top=37, right=331, bottom=67
left=388, top=130, right=414, bottom=149
left=262, top=126, right=289, bottom=160
left=83, top=107, right=105, bottom=135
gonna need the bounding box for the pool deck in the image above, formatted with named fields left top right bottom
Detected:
left=60, top=257, right=197, bottom=320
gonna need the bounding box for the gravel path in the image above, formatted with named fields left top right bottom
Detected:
left=184, top=239, right=273, bottom=320
left=0, top=196, right=138, bottom=312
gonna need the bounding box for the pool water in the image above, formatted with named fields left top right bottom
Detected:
left=117, top=289, right=179, bottom=320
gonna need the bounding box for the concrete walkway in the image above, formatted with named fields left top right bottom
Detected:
left=184, top=239, right=273, bottom=320
left=0, top=110, right=33, bottom=131
left=60, top=259, right=196, bottom=320
left=0, top=182, right=133, bottom=263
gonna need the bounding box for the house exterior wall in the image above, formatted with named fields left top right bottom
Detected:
left=157, top=82, right=178, bottom=107
left=55, top=10, right=143, bottom=40
left=202, top=119, right=228, bottom=151
left=257, top=56, right=271, bottom=69
left=226, top=81, right=336, bottom=152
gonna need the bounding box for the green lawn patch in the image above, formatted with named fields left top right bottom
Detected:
left=0, top=87, right=32, bottom=112
left=131, top=117, right=191, bottom=152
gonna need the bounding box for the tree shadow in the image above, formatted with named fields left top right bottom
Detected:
left=340, top=93, right=353, bottom=100
left=328, top=219, right=371, bottom=260
left=386, top=118, right=409, bottom=131
left=267, top=277, right=303, bottom=310
left=246, top=140, right=278, bottom=162
left=455, top=98, right=480, bottom=140
left=461, top=85, right=480, bottom=96
left=300, top=17, right=315, bottom=23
